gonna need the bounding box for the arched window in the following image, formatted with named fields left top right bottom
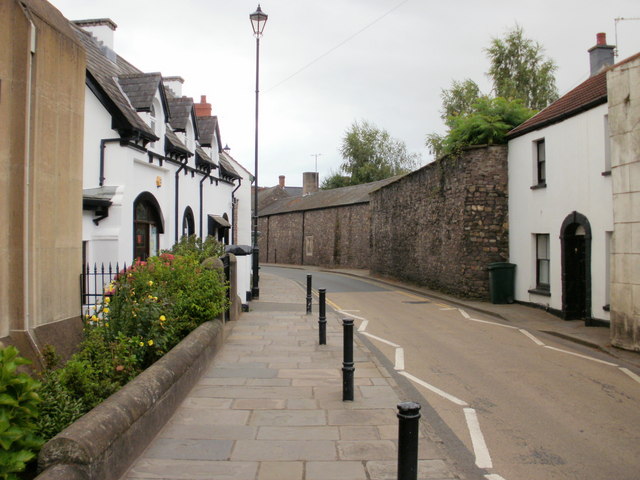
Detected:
left=133, top=192, right=164, bottom=260
left=182, top=207, right=195, bottom=237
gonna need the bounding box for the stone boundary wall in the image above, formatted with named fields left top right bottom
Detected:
left=35, top=319, right=225, bottom=480
left=259, top=204, right=371, bottom=269
left=370, top=145, right=509, bottom=299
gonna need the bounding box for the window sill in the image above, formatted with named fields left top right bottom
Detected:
left=530, top=183, right=547, bottom=190
left=528, top=288, right=551, bottom=297
left=601, top=170, right=611, bottom=177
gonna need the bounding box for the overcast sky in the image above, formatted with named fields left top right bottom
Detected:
left=50, top=0, right=640, bottom=188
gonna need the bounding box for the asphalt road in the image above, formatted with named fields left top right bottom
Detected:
left=265, top=266, right=640, bottom=480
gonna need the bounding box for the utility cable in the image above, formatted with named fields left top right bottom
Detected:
left=264, top=0, right=412, bottom=93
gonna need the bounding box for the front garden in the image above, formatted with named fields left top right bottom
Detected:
left=0, top=236, right=229, bottom=479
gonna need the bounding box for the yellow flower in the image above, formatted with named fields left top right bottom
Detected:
left=105, top=322, right=109, bottom=327
left=91, top=315, right=98, bottom=321
left=139, top=342, right=144, bottom=347
left=103, top=307, right=110, bottom=314
left=148, top=280, right=153, bottom=286
left=105, top=297, right=111, bottom=304
left=159, top=315, right=166, bottom=322
left=148, top=295, right=153, bottom=300
left=147, top=339, right=154, bottom=346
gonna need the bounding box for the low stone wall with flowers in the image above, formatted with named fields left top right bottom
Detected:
left=35, top=319, right=225, bottom=480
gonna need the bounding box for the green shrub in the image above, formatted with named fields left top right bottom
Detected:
left=166, top=235, right=225, bottom=263
left=0, top=347, right=43, bottom=479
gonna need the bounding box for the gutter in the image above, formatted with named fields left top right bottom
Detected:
left=231, top=179, right=242, bottom=244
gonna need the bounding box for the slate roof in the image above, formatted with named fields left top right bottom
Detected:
left=165, top=130, right=191, bottom=156
left=196, top=146, right=216, bottom=167
left=167, top=96, right=194, bottom=132
left=257, top=186, right=291, bottom=210
left=219, top=155, right=242, bottom=180
left=72, top=25, right=157, bottom=141
left=118, top=73, right=163, bottom=112
left=507, top=51, right=640, bottom=139
left=196, top=116, right=219, bottom=148
left=259, top=176, right=401, bottom=216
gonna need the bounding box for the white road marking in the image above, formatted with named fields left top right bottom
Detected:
left=440, top=307, right=457, bottom=311
left=519, top=329, right=546, bottom=346
left=485, top=475, right=507, bottom=480
left=468, top=317, right=518, bottom=329
left=620, top=367, right=640, bottom=385
left=399, top=371, right=468, bottom=406
left=357, top=320, right=368, bottom=332
left=464, top=408, right=493, bottom=469
left=360, top=331, right=400, bottom=348
left=543, top=346, right=619, bottom=366
left=337, top=310, right=367, bottom=321
left=395, top=347, right=405, bottom=371
left=459, top=309, right=471, bottom=319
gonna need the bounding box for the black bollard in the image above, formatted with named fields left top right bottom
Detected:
left=397, top=402, right=421, bottom=480
left=306, top=274, right=312, bottom=314
left=342, top=319, right=354, bottom=401
left=319, top=289, right=327, bottom=345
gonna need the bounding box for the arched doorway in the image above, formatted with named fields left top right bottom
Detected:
left=133, top=192, right=164, bottom=261
left=560, top=211, right=591, bottom=321
left=182, top=206, right=195, bottom=237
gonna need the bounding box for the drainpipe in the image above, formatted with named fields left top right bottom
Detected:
left=99, top=138, right=121, bottom=186
left=174, top=160, right=187, bottom=242
left=231, top=179, right=242, bottom=244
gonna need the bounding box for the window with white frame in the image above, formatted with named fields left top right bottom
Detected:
left=536, top=234, right=550, bottom=290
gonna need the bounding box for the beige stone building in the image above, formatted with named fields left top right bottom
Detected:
left=608, top=53, right=640, bottom=351
left=0, top=0, right=85, bottom=364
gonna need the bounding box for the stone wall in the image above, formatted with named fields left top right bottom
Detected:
left=370, top=145, right=509, bottom=299
left=608, top=55, right=640, bottom=351
left=258, top=203, right=371, bottom=269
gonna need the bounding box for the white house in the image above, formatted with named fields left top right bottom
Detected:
left=507, top=34, right=620, bottom=325
left=74, top=19, right=252, bottom=301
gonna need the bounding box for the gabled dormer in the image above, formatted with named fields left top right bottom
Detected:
left=118, top=73, right=171, bottom=150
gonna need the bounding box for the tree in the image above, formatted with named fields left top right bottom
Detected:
left=440, top=79, right=482, bottom=126
left=486, top=25, right=558, bottom=110
left=323, top=120, right=420, bottom=189
left=439, top=97, right=535, bottom=157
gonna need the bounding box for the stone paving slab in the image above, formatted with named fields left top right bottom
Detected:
left=121, top=272, right=458, bottom=480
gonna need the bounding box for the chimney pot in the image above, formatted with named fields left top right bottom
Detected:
left=596, top=32, right=606, bottom=46
left=194, top=94, right=212, bottom=117
left=279, top=175, right=285, bottom=188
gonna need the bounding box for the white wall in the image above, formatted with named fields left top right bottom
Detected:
left=508, top=103, right=613, bottom=321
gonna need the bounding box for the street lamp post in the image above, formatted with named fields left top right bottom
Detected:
left=250, top=4, right=267, bottom=300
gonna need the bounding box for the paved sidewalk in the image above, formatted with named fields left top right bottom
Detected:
left=122, top=272, right=460, bottom=480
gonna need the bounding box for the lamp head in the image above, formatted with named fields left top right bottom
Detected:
left=250, top=4, right=268, bottom=37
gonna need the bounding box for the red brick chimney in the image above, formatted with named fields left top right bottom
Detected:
left=194, top=95, right=212, bottom=117
left=278, top=175, right=285, bottom=188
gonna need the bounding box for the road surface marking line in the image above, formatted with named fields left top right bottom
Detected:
left=485, top=475, right=507, bottom=480
left=336, top=309, right=367, bottom=321
left=399, top=371, right=468, bottom=406
left=395, top=347, right=405, bottom=371
left=543, top=346, right=619, bottom=366
left=395, top=290, right=426, bottom=301
left=620, top=367, right=640, bottom=385
left=468, top=317, right=518, bottom=329
left=357, top=320, right=369, bottom=332
left=459, top=309, right=471, bottom=319
left=327, top=299, right=343, bottom=311
left=360, top=331, right=400, bottom=348
left=519, top=329, right=546, bottom=346
left=435, top=303, right=451, bottom=308
left=464, top=408, right=493, bottom=469
left=440, top=307, right=457, bottom=311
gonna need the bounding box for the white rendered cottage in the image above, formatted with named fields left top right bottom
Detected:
left=507, top=34, right=623, bottom=325
left=75, top=19, right=251, bottom=292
